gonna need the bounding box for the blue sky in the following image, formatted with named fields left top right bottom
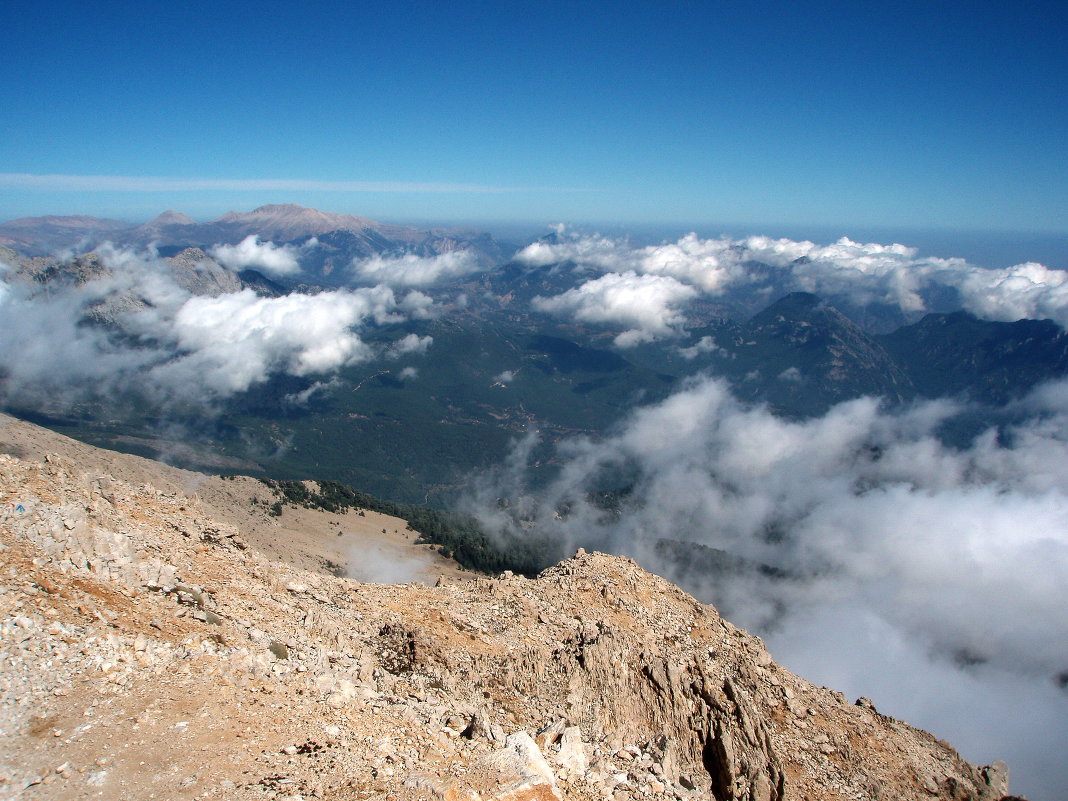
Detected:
left=2, top=0, right=1066, bottom=234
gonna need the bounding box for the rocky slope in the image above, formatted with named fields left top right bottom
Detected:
left=879, top=311, right=1068, bottom=403
left=0, top=421, right=1015, bottom=801
left=662, top=293, right=915, bottom=417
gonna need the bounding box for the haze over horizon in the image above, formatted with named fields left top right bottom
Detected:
left=4, top=199, right=1068, bottom=276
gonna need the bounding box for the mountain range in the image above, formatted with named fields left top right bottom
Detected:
left=0, top=203, right=510, bottom=267
left=4, top=205, right=1067, bottom=797
left=4, top=208, right=1068, bottom=503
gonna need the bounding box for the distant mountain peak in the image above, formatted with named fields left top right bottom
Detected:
left=147, top=210, right=195, bottom=226
left=0, top=203, right=507, bottom=266
left=0, top=214, right=128, bottom=228
left=0, top=214, right=131, bottom=255
left=249, top=203, right=314, bottom=215
left=213, top=204, right=377, bottom=239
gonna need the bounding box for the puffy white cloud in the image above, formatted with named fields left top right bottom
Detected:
left=210, top=235, right=302, bottom=276
left=494, top=370, right=516, bottom=384
left=514, top=228, right=747, bottom=294
left=464, top=377, right=1068, bottom=797
left=387, top=333, right=433, bottom=357
left=399, top=366, right=419, bottom=380
left=952, top=261, right=1068, bottom=323
left=396, top=290, right=435, bottom=319
left=634, top=233, right=752, bottom=293
left=147, top=287, right=403, bottom=398
left=514, top=226, right=628, bottom=271
left=284, top=379, right=339, bottom=407
left=0, top=247, right=436, bottom=407
left=677, top=335, right=720, bottom=359
left=0, top=252, right=167, bottom=403
left=352, top=250, right=482, bottom=287
left=533, top=271, right=698, bottom=346
left=517, top=228, right=1068, bottom=329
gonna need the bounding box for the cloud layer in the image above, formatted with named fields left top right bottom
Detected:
left=533, top=271, right=697, bottom=346
left=0, top=247, right=434, bottom=408
left=516, top=229, right=1068, bottom=339
left=210, top=235, right=303, bottom=276
left=148, top=286, right=415, bottom=397
left=464, top=377, right=1068, bottom=798
left=352, top=250, right=482, bottom=287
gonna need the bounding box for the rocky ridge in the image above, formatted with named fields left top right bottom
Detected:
left=0, top=428, right=1014, bottom=800
left=0, top=245, right=249, bottom=328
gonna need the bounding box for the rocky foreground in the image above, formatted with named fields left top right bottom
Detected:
left=0, top=432, right=1014, bottom=800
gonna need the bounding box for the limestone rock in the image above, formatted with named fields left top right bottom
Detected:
left=0, top=426, right=1021, bottom=801
left=442, top=732, right=560, bottom=801
left=555, top=726, right=588, bottom=776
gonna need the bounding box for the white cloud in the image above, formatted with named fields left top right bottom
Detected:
left=494, top=370, right=516, bottom=384
left=210, top=235, right=302, bottom=276
left=514, top=227, right=628, bottom=270
left=399, top=366, right=419, bottom=380
left=0, top=248, right=182, bottom=403
left=634, top=233, right=752, bottom=293
left=953, top=261, right=1068, bottom=323
left=396, top=290, right=435, bottom=319
left=284, top=379, right=339, bottom=407
left=532, top=271, right=698, bottom=346
left=677, top=335, right=720, bottom=359
left=387, top=333, right=433, bottom=357
left=352, top=250, right=482, bottom=287
left=516, top=228, right=1068, bottom=328
left=514, top=228, right=749, bottom=293
left=0, top=247, right=435, bottom=407
left=0, top=283, right=148, bottom=403
left=464, top=377, right=1068, bottom=798
left=148, top=288, right=399, bottom=397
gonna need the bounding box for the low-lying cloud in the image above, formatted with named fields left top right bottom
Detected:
left=516, top=228, right=1068, bottom=336
left=677, top=335, right=719, bottom=360
left=147, top=286, right=412, bottom=398
left=352, top=250, right=482, bottom=287
left=387, top=333, right=434, bottom=357
left=210, top=235, right=305, bottom=276
left=0, top=247, right=435, bottom=408
left=464, top=376, right=1068, bottom=798
left=532, top=271, right=697, bottom=346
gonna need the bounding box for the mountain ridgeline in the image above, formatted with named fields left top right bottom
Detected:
left=2, top=207, right=1068, bottom=508
left=0, top=428, right=1015, bottom=801
left=0, top=203, right=510, bottom=274
left=2, top=206, right=1064, bottom=799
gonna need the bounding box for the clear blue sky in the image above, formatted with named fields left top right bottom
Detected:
left=2, top=0, right=1066, bottom=233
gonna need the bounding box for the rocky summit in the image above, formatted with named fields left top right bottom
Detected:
left=0, top=422, right=1013, bottom=800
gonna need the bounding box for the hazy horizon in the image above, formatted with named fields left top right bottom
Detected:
left=4, top=201, right=1067, bottom=272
